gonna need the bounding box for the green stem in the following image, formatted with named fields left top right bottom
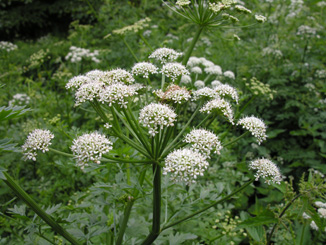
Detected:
left=161, top=179, right=254, bottom=231
left=161, top=74, right=166, bottom=90
left=122, top=37, right=139, bottom=62
left=159, top=103, right=202, bottom=158
left=84, top=0, right=99, bottom=21
left=49, top=148, right=74, bottom=158
left=138, top=33, right=153, bottom=51
left=182, top=26, right=204, bottom=66
left=235, top=95, right=257, bottom=120
left=223, top=131, right=249, bottom=147
left=142, top=164, right=161, bottom=245
left=267, top=193, right=302, bottom=245
left=2, top=172, right=81, bottom=245
left=102, top=154, right=152, bottom=164
left=116, top=198, right=134, bottom=245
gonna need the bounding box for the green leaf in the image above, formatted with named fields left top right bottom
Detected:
left=0, top=167, right=7, bottom=180
left=245, top=226, right=266, bottom=242
left=0, top=138, right=19, bottom=153
left=267, top=129, right=286, bottom=138
left=0, top=105, right=31, bottom=122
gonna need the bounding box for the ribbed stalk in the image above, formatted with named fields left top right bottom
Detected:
left=142, top=164, right=161, bottom=245
left=181, top=26, right=204, bottom=66
left=116, top=199, right=134, bottom=245
left=2, top=172, right=81, bottom=245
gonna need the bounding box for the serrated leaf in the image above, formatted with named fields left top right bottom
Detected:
left=238, top=215, right=277, bottom=228
left=45, top=203, right=62, bottom=215
left=0, top=105, right=31, bottom=122
left=8, top=204, right=26, bottom=216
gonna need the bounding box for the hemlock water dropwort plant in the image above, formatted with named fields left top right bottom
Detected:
left=0, top=1, right=291, bottom=244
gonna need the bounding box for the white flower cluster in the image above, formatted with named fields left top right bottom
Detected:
left=237, top=116, right=267, bottom=144
left=71, top=132, right=113, bottom=169
left=161, top=63, right=190, bottom=82
left=0, top=41, right=18, bottom=52
left=211, top=80, right=222, bottom=88
left=163, top=148, right=209, bottom=185
left=262, top=47, right=283, bottom=59
left=249, top=158, right=282, bottom=185
left=184, top=129, right=223, bottom=157
left=153, top=84, right=191, bottom=104
left=176, top=0, right=191, bottom=6
left=66, top=69, right=136, bottom=107
left=139, top=103, right=177, bottom=136
left=98, top=83, right=138, bottom=108
left=180, top=75, right=192, bottom=85
left=191, top=66, right=203, bottom=74
left=223, top=71, right=235, bottom=79
left=317, top=1, right=326, bottom=7
left=296, top=25, right=317, bottom=38
left=302, top=201, right=326, bottom=231
left=65, top=46, right=100, bottom=63
left=215, top=84, right=239, bottom=103
left=22, top=129, right=55, bottom=161
left=131, top=62, right=158, bottom=78
left=235, top=5, right=252, bottom=14
left=316, top=69, right=326, bottom=79
left=255, top=15, right=267, bottom=23
left=204, top=65, right=223, bottom=75
left=112, top=17, right=151, bottom=36
left=194, top=80, right=205, bottom=89
left=192, top=87, right=216, bottom=100
left=200, top=98, right=234, bottom=124
left=149, top=48, right=183, bottom=64
left=8, top=93, right=31, bottom=106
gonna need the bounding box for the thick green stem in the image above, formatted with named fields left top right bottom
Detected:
left=49, top=148, right=74, bottom=158
left=161, top=179, right=254, bottom=231
left=182, top=26, right=204, bottom=66
left=2, top=172, right=81, bottom=245
left=142, top=164, right=161, bottom=245
left=267, top=193, right=302, bottom=245
left=161, top=74, right=166, bottom=90
left=116, top=199, right=134, bottom=245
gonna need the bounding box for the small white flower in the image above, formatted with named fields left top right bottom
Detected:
left=161, top=63, right=190, bottom=82
left=255, top=15, right=267, bottom=23
left=192, top=87, right=217, bottom=100
left=237, top=116, right=267, bottom=144
left=139, top=103, right=177, bottom=136
left=163, top=148, right=209, bottom=185
left=194, top=80, right=205, bottom=89
left=200, top=58, right=215, bottom=67
left=74, top=82, right=105, bottom=106
left=310, top=221, right=319, bottom=231
left=318, top=208, right=326, bottom=218
left=302, top=212, right=311, bottom=219
left=85, top=69, right=107, bottom=80
left=184, top=129, right=223, bottom=157
left=103, top=68, right=135, bottom=85
left=104, top=123, right=112, bottom=129
left=235, top=5, right=252, bottom=14
left=315, top=201, right=326, bottom=208
left=191, top=66, right=203, bottom=74
left=215, top=84, right=239, bottom=103
left=8, top=93, right=31, bottom=106
left=176, top=0, right=191, bottom=6
left=223, top=71, right=235, bottom=79
left=149, top=48, right=183, bottom=64
left=22, top=129, right=54, bottom=161
left=98, top=83, right=138, bottom=108
left=200, top=98, right=234, bottom=124
left=65, top=46, right=100, bottom=63
left=187, top=57, right=202, bottom=67
left=132, top=62, right=158, bottom=78
left=71, top=132, right=113, bottom=169
left=66, top=75, right=92, bottom=90
left=180, top=75, right=192, bottom=85
left=204, top=65, right=222, bottom=75
left=211, top=80, right=222, bottom=88
left=0, top=41, right=18, bottom=52
left=154, top=84, right=191, bottom=104
left=249, top=158, right=282, bottom=185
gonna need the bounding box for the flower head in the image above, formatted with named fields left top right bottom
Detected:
left=154, top=84, right=191, bottom=104
left=194, top=80, right=205, bottom=89
left=255, top=15, right=267, bottom=23
left=176, top=0, right=191, bottom=7
left=200, top=98, right=234, bottom=124
left=71, top=132, right=113, bottom=169
left=223, top=71, right=235, bottom=79
left=74, top=81, right=105, bottom=106
left=161, top=63, right=189, bottom=82
left=149, top=48, right=182, bottom=64
left=139, top=103, right=177, bottom=136
left=0, top=41, right=18, bottom=52
left=163, top=148, right=209, bottom=184
left=249, top=158, right=282, bottom=185
left=103, top=68, right=135, bottom=85
left=191, top=66, right=203, bottom=74
left=187, top=57, right=202, bottom=67
left=22, top=129, right=54, bottom=161
left=180, top=75, right=192, bottom=85
left=98, top=83, right=138, bottom=108
left=66, top=75, right=92, bottom=90
left=184, top=129, right=223, bottom=157
left=204, top=65, right=222, bottom=75
left=235, top=5, right=252, bottom=14
left=215, top=84, right=239, bottom=103
left=132, top=62, right=158, bottom=78
left=192, top=87, right=217, bottom=100
left=211, top=80, right=222, bottom=88
left=237, top=116, right=267, bottom=144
